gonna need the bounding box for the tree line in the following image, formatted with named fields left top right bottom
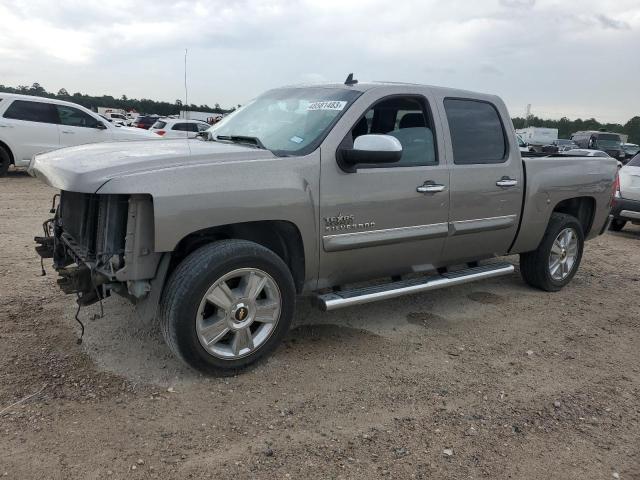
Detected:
left=1, top=83, right=639, bottom=144
left=0, top=83, right=236, bottom=116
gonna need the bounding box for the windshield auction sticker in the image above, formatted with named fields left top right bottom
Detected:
left=307, top=101, right=347, bottom=111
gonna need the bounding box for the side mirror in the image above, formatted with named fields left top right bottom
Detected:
left=96, top=122, right=108, bottom=130
left=340, top=134, right=402, bottom=172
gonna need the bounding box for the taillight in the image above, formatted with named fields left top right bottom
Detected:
left=611, top=173, right=620, bottom=207
left=156, top=130, right=166, bottom=136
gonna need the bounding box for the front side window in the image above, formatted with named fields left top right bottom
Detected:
left=56, top=105, right=101, bottom=128
left=208, top=87, right=362, bottom=155
left=3, top=100, right=58, bottom=124
left=346, top=96, right=437, bottom=167
left=444, top=98, right=507, bottom=165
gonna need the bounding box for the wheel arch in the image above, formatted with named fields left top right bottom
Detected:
left=0, top=139, right=15, bottom=165
left=551, top=196, right=596, bottom=237
left=169, top=220, right=306, bottom=294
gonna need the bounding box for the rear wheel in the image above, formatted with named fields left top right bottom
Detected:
left=520, top=213, right=584, bottom=292
left=0, top=148, right=10, bottom=177
left=609, top=219, right=626, bottom=232
left=159, top=239, right=295, bottom=376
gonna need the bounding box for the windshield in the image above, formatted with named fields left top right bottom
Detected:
left=595, top=133, right=621, bottom=149
left=208, top=87, right=362, bottom=155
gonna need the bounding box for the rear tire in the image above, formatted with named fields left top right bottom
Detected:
left=0, top=148, right=10, bottom=177
left=609, top=219, right=626, bottom=232
left=159, top=239, right=296, bottom=376
left=520, top=213, right=584, bottom=292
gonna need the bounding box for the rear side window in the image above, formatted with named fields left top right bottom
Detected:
left=628, top=154, right=640, bottom=167
left=172, top=123, right=198, bottom=132
left=3, top=100, right=58, bottom=124
left=444, top=98, right=507, bottom=165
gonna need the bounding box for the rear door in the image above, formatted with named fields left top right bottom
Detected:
left=56, top=105, right=112, bottom=147
left=437, top=96, right=523, bottom=263
left=318, top=90, right=450, bottom=288
left=0, top=99, right=60, bottom=164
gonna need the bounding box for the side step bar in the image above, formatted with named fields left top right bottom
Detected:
left=316, top=262, right=514, bottom=311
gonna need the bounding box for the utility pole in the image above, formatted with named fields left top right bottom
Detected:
left=525, top=104, right=531, bottom=127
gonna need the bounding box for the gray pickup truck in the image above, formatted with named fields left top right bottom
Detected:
left=32, top=79, right=617, bottom=375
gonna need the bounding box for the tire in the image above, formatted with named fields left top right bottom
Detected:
left=609, top=219, right=626, bottom=232
left=159, top=239, right=296, bottom=376
left=519, top=213, right=584, bottom=292
left=0, top=148, right=10, bottom=177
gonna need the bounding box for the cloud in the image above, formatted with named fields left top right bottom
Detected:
left=595, top=13, right=630, bottom=30
left=0, top=0, right=638, bottom=122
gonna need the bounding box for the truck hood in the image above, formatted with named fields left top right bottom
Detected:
left=30, top=139, right=276, bottom=193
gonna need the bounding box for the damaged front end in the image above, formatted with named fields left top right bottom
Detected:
left=35, top=191, right=161, bottom=306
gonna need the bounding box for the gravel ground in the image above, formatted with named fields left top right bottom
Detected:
left=1, top=169, right=639, bottom=479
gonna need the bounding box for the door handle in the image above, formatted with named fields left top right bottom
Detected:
left=496, top=177, right=518, bottom=187
left=417, top=182, right=446, bottom=194
left=61, top=130, right=75, bottom=134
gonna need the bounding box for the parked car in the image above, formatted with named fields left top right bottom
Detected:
left=150, top=119, right=211, bottom=138
left=610, top=154, right=640, bottom=231
left=516, top=134, right=530, bottom=153
left=104, top=112, right=127, bottom=126
left=32, top=81, right=617, bottom=375
left=0, top=93, right=159, bottom=176
left=622, top=143, right=639, bottom=161
left=552, top=139, right=578, bottom=152
left=571, top=130, right=626, bottom=161
left=131, top=115, right=160, bottom=129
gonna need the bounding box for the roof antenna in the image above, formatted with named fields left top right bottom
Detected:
left=184, top=48, right=192, bottom=153
left=344, top=73, right=358, bottom=86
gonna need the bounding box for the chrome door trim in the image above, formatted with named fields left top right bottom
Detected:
left=323, top=222, right=449, bottom=252
left=450, top=214, right=517, bottom=236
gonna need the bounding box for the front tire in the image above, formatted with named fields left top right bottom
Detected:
left=609, top=219, right=626, bottom=232
left=159, top=240, right=296, bottom=376
left=0, top=148, right=10, bottom=177
left=520, top=213, right=584, bottom=292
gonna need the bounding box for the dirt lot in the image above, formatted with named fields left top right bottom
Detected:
left=1, top=170, right=639, bottom=479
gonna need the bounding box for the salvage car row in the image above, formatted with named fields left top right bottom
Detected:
left=0, top=93, right=211, bottom=175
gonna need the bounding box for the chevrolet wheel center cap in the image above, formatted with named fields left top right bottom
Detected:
left=234, top=304, right=249, bottom=322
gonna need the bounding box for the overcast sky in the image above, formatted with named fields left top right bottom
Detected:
left=1, top=0, right=638, bottom=123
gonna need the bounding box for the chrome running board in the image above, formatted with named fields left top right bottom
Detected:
left=316, top=262, right=514, bottom=311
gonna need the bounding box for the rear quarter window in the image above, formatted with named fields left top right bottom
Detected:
left=628, top=154, right=640, bottom=167
left=444, top=98, right=507, bottom=165
left=152, top=121, right=167, bottom=129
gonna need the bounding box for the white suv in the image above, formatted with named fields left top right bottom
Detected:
left=0, top=93, right=159, bottom=176
left=150, top=118, right=210, bottom=139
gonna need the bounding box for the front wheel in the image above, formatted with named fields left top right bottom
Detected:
left=520, top=213, right=584, bottom=292
left=159, top=240, right=296, bottom=376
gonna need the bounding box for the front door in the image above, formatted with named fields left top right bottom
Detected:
left=56, top=105, right=111, bottom=148
left=318, top=93, right=450, bottom=288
